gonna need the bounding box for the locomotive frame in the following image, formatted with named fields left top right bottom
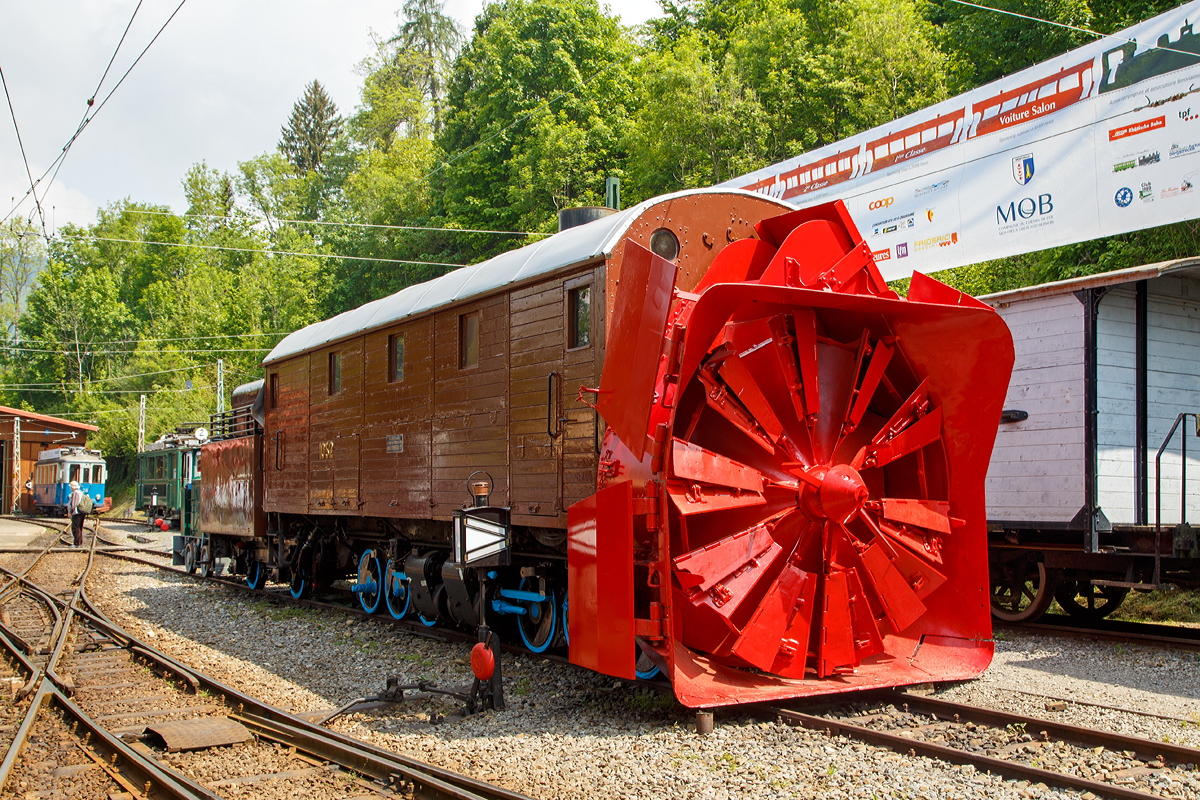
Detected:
left=186, top=187, right=1014, bottom=707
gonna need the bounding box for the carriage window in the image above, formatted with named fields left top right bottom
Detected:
left=70, top=464, right=80, bottom=483
left=329, top=352, right=341, bottom=395
left=171, top=457, right=178, bottom=479
left=459, top=312, right=479, bottom=369
left=82, top=467, right=91, bottom=484
left=193, top=454, right=201, bottom=479
left=390, top=334, right=405, bottom=383
left=96, top=466, right=105, bottom=484
left=569, top=286, right=591, bottom=349
left=156, top=457, right=164, bottom=479
left=269, top=372, right=279, bottom=409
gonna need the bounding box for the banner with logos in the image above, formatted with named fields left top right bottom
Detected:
left=722, top=2, right=1200, bottom=281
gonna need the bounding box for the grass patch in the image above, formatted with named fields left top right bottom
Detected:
left=1111, top=588, right=1200, bottom=625
left=265, top=605, right=306, bottom=622
left=625, top=688, right=676, bottom=713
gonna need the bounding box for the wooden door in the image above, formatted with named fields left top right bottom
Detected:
left=510, top=280, right=566, bottom=518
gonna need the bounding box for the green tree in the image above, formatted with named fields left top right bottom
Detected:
left=437, top=0, right=637, bottom=253
left=279, top=80, right=344, bottom=175
left=0, top=220, right=43, bottom=338
left=625, top=32, right=770, bottom=198
left=390, top=0, right=464, bottom=135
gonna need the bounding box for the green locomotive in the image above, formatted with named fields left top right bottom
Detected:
left=136, top=428, right=205, bottom=531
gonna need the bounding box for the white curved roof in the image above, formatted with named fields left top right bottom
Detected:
left=263, top=188, right=786, bottom=365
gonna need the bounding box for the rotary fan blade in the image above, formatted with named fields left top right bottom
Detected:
left=672, top=517, right=789, bottom=627
left=672, top=438, right=768, bottom=494
left=855, top=407, right=943, bottom=470
left=729, top=552, right=817, bottom=673
left=839, top=336, right=895, bottom=448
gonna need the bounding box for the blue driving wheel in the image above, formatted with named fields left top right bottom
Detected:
left=562, top=597, right=569, bottom=646
left=289, top=562, right=310, bottom=599
left=383, top=561, right=411, bottom=620
left=358, top=550, right=382, bottom=614
left=516, top=577, right=557, bottom=653
left=635, top=650, right=661, bottom=680
left=246, top=560, right=265, bottom=591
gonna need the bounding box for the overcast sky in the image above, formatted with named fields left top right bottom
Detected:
left=0, top=0, right=661, bottom=232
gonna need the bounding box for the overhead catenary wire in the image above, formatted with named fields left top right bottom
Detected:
left=94, top=206, right=552, bottom=237
left=1, top=0, right=188, bottom=226
left=58, top=233, right=468, bottom=269
left=0, top=361, right=227, bottom=387
left=6, top=345, right=271, bottom=355
left=0, top=62, right=47, bottom=235
left=942, top=0, right=1200, bottom=60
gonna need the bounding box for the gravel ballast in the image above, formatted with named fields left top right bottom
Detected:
left=83, top=527, right=1200, bottom=799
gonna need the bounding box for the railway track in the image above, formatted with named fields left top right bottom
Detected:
left=1007, top=613, right=1200, bottom=652
left=44, top=517, right=1200, bottom=798
left=0, top=519, right=531, bottom=800
left=767, top=689, right=1200, bottom=799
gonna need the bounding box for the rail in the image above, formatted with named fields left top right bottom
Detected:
left=1153, top=411, right=1199, bottom=585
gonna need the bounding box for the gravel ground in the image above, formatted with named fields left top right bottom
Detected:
left=81, top=524, right=1200, bottom=799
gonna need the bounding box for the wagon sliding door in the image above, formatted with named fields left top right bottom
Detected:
left=509, top=269, right=601, bottom=524
left=510, top=279, right=567, bottom=520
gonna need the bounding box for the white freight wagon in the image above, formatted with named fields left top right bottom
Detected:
left=982, top=257, right=1200, bottom=622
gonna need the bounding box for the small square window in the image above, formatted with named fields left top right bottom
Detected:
left=390, top=334, right=405, bottom=383
left=460, top=313, right=480, bottom=369
left=569, top=286, right=591, bottom=348
left=329, top=352, right=341, bottom=395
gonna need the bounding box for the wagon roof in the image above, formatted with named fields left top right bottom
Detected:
left=0, top=405, right=98, bottom=433
left=262, top=188, right=787, bottom=366
left=980, top=256, right=1200, bottom=305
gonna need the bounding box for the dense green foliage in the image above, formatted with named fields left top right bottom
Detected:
left=2, top=0, right=1194, bottom=475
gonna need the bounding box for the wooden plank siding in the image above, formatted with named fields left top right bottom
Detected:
left=1144, top=277, right=1200, bottom=525
left=361, top=317, right=433, bottom=519
left=263, top=356, right=310, bottom=512
left=308, top=338, right=365, bottom=513
left=432, top=295, right=510, bottom=515
left=986, top=292, right=1086, bottom=523
left=262, top=265, right=604, bottom=529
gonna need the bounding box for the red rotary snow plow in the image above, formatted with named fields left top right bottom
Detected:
left=567, top=199, right=1014, bottom=707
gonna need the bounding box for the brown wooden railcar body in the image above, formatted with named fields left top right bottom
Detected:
left=258, top=191, right=790, bottom=546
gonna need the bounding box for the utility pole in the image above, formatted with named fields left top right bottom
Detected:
left=217, top=359, right=225, bottom=417
left=11, top=416, right=19, bottom=515
left=137, top=395, right=146, bottom=453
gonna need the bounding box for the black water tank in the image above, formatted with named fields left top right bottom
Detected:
left=558, top=205, right=616, bottom=232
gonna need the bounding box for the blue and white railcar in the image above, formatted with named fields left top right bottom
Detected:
left=32, top=447, right=107, bottom=516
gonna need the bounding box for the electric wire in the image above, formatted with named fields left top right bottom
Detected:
left=58, top=233, right=467, bottom=269
left=7, top=345, right=270, bottom=355
left=0, top=361, right=224, bottom=387
left=18, top=331, right=286, bottom=347
left=941, top=0, right=1200, bottom=60
left=98, top=206, right=552, bottom=237
left=1, top=0, right=187, bottom=226
left=0, top=62, right=47, bottom=234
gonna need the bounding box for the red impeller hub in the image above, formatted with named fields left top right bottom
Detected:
left=568, top=199, right=1014, bottom=707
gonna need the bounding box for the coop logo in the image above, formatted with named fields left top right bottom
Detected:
left=1115, top=187, right=1133, bottom=207
left=868, top=196, right=894, bottom=210
left=872, top=248, right=891, bottom=262
left=1012, top=153, right=1035, bottom=185
left=996, top=194, right=1053, bottom=224
left=913, top=232, right=958, bottom=252
left=896, top=243, right=909, bottom=258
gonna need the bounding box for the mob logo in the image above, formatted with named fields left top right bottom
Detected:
left=1011, top=154, right=1035, bottom=185
left=997, top=194, right=1053, bottom=224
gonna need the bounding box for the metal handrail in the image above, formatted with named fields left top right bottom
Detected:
left=1154, top=412, right=1198, bottom=584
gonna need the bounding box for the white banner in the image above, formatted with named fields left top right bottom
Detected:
left=723, top=3, right=1200, bottom=281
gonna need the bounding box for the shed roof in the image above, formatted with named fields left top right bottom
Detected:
left=0, top=405, right=98, bottom=433
left=263, top=188, right=786, bottom=365
left=980, top=257, right=1200, bottom=306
